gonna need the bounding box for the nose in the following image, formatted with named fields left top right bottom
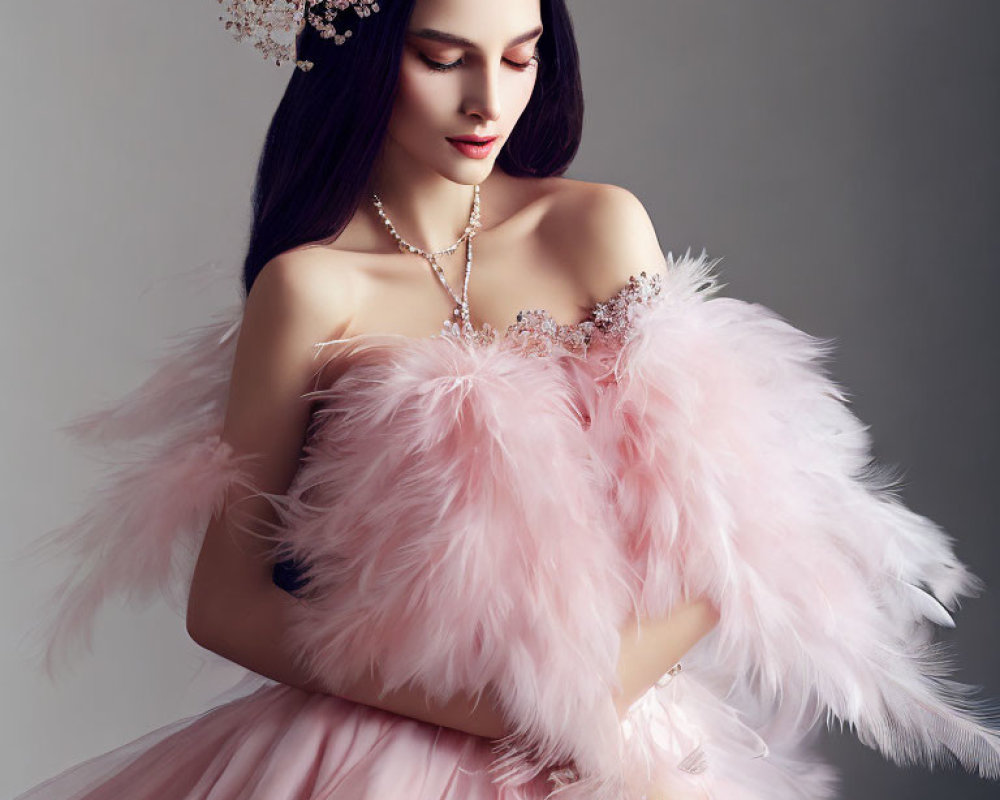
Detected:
left=460, top=63, right=501, bottom=123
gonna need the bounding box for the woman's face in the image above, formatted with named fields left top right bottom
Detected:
left=385, top=0, right=543, bottom=185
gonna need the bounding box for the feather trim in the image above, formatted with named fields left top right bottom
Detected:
left=61, top=304, right=243, bottom=446
left=18, top=304, right=258, bottom=678
left=594, top=250, right=1000, bottom=782
left=19, top=252, right=999, bottom=797
left=259, top=333, right=636, bottom=797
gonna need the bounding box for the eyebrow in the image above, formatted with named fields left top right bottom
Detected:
left=408, top=25, right=543, bottom=49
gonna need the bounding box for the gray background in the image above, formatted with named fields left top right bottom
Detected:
left=2, top=1, right=998, bottom=797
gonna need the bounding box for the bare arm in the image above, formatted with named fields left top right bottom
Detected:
left=185, top=252, right=510, bottom=741
left=191, top=542, right=509, bottom=738
left=560, top=183, right=721, bottom=718
left=613, top=599, right=720, bottom=719
left=186, top=251, right=715, bottom=743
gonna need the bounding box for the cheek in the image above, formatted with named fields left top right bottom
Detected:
left=504, top=73, right=538, bottom=122
left=394, top=67, right=456, bottom=130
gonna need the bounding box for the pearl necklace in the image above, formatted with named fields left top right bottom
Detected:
left=371, top=185, right=482, bottom=327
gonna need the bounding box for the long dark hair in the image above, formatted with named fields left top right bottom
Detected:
left=241, top=0, right=584, bottom=296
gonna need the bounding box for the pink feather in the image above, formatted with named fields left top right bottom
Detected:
left=19, top=304, right=258, bottom=679
left=20, top=252, right=1000, bottom=799
left=258, top=332, right=636, bottom=797
left=592, top=250, right=1000, bottom=789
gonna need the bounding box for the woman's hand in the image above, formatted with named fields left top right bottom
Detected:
left=614, top=597, right=719, bottom=718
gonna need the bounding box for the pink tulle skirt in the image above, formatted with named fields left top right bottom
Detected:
left=15, top=682, right=554, bottom=799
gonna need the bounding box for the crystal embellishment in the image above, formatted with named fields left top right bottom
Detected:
left=439, top=270, right=665, bottom=358
left=217, top=0, right=381, bottom=71
left=588, top=270, right=665, bottom=342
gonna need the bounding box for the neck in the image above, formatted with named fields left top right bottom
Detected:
left=367, top=142, right=480, bottom=253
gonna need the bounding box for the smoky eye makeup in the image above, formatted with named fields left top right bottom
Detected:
left=406, top=27, right=541, bottom=73
left=419, top=55, right=538, bottom=73
left=416, top=50, right=462, bottom=71
left=416, top=47, right=540, bottom=73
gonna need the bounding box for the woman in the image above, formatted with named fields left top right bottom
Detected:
left=15, top=1, right=1000, bottom=798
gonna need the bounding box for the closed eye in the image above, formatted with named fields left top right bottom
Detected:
left=419, top=53, right=539, bottom=72
left=419, top=53, right=462, bottom=71
left=508, top=55, right=540, bottom=70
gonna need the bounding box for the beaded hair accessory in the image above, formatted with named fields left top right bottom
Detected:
left=217, top=0, right=381, bottom=72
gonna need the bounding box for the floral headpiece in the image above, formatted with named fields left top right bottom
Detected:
left=217, top=0, right=381, bottom=72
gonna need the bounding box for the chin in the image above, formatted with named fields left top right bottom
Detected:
left=440, top=160, right=497, bottom=186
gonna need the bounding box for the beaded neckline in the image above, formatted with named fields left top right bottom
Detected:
left=441, top=269, right=666, bottom=356
left=313, top=270, right=667, bottom=378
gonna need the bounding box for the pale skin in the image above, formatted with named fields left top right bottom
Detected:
left=186, top=0, right=719, bottom=751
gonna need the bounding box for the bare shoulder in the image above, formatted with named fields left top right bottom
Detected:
left=534, top=177, right=665, bottom=303
left=247, top=245, right=359, bottom=343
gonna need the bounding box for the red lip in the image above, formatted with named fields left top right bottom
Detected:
left=447, top=135, right=498, bottom=144
left=446, top=136, right=499, bottom=160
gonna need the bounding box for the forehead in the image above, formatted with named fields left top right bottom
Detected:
left=408, top=0, right=542, bottom=47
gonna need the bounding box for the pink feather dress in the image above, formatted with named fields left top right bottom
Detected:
left=14, top=250, right=1000, bottom=800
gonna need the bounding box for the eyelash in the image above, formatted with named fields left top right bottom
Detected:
left=419, top=53, right=539, bottom=72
